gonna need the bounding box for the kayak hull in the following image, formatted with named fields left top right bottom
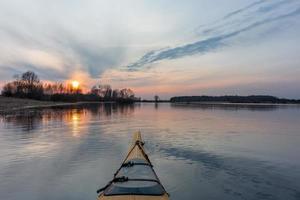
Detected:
left=97, top=132, right=169, bottom=200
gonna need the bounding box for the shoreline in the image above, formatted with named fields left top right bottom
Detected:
left=1, top=96, right=299, bottom=115
left=0, top=96, right=106, bottom=114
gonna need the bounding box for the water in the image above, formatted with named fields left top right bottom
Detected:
left=0, top=103, right=300, bottom=200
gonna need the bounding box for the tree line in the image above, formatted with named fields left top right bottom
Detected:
left=170, top=95, right=300, bottom=104
left=1, top=71, right=139, bottom=103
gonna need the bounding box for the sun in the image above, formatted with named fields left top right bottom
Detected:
left=71, top=80, right=79, bottom=89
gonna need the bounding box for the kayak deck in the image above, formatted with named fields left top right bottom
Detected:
left=97, top=132, right=169, bottom=200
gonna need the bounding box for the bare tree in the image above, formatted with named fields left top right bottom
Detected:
left=120, top=88, right=134, bottom=99
left=103, top=85, right=112, bottom=99
left=1, top=82, right=14, bottom=96
left=91, top=84, right=112, bottom=99
left=58, top=83, right=64, bottom=94
left=91, top=85, right=101, bottom=96
left=112, top=89, right=120, bottom=100
left=21, top=71, right=40, bottom=85
left=20, top=71, right=43, bottom=98
left=43, top=83, right=53, bottom=95
left=2, top=71, right=43, bottom=99
left=154, top=95, right=160, bottom=102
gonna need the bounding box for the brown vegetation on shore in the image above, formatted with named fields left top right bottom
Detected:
left=0, top=96, right=58, bottom=114
left=1, top=71, right=140, bottom=103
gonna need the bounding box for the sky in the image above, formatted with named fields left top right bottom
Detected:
left=0, top=0, right=300, bottom=99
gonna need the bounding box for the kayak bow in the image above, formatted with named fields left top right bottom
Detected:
left=97, top=131, right=169, bottom=200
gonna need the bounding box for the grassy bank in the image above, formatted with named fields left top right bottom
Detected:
left=0, top=96, right=139, bottom=114
left=0, top=96, right=80, bottom=114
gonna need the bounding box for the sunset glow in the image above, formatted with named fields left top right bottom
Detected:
left=72, top=81, right=79, bottom=90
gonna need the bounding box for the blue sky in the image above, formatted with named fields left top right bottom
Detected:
left=0, top=0, right=299, bottom=98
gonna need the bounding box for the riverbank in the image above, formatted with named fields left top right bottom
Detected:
left=0, top=96, right=86, bottom=114
left=0, top=96, right=141, bottom=114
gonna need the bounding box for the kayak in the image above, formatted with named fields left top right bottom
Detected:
left=97, top=131, right=169, bottom=200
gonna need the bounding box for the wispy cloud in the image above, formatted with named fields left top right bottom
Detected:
left=222, top=0, right=265, bottom=20
left=126, top=0, right=300, bottom=71
left=0, top=25, right=126, bottom=80
left=0, top=0, right=131, bottom=81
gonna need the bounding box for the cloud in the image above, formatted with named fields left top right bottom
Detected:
left=126, top=0, right=300, bottom=71
left=1, top=0, right=194, bottom=82
left=222, top=0, right=265, bottom=20
left=0, top=0, right=130, bottom=81
left=59, top=35, right=126, bottom=78
left=196, top=0, right=296, bottom=37
left=0, top=25, right=126, bottom=80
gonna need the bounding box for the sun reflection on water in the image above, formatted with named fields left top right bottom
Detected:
left=71, top=111, right=80, bottom=137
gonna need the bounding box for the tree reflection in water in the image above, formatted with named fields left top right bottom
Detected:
left=0, top=103, right=138, bottom=133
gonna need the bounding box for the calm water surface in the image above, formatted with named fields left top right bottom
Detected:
left=0, top=103, right=300, bottom=200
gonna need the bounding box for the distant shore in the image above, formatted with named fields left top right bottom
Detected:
left=171, top=101, right=300, bottom=106
left=170, top=95, right=300, bottom=104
